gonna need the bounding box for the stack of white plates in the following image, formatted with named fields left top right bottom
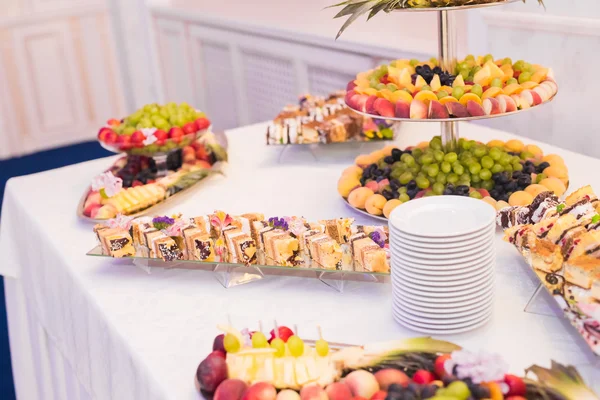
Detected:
left=388, top=196, right=497, bottom=334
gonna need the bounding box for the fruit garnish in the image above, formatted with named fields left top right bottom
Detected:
left=315, top=326, right=329, bottom=357
left=223, top=333, right=240, bottom=353
left=270, top=338, right=285, bottom=357
left=434, top=354, right=451, bottom=379
left=413, top=370, right=436, bottom=384
left=287, top=335, right=304, bottom=357
left=504, top=374, right=526, bottom=396
left=252, top=332, right=268, bottom=348
left=269, top=326, right=294, bottom=343
left=557, top=204, right=565, bottom=213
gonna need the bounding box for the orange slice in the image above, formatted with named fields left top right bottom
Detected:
left=390, top=90, right=413, bottom=104
left=482, top=87, right=503, bottom=99
left=363, top=88, right=378, bottom=96
left=521, top=81, right=539, bottom=90
left=459, top=93, right=482, bottom=106
left=414, top=90, right=438, bottom=105
left=503, top=83, right=523, bottom=96
left=378, top=89, right=395, bottom=101
left=439, top=96, right=459, bottom=105
left=439, top=85, right=453, bottom=93
left=481, top=382, right=503, bottom=400
left=530, top=68, right=548, bottom=83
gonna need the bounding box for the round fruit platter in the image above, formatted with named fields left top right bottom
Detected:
left=195, top=323, right=598, bottom=400
left=338, top=137, right=570, bottom=221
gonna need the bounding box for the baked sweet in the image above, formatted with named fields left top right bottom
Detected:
left=188, top=232, right=215, bottom=262
left=190, top=215, right=211, bottom=236
left=104, top=231, right=135, bottom=258
left=320, top=218, right=354, bottom=244
left=352, top=237, right=389, bottom=273
left=568, top=231, right=600, bottom=260
left=131, top=218, right=154, bottom=246
left=529, top=238, right=563, bottom=273
left=145, top=230, right=167, bottom=258
left=564, top=256, right=600, bottom=289
left=269, top=233, right=302, bottom=267
left=311, top=236, right=343, bottom=270
left=153, top=236, right=184, bottom=262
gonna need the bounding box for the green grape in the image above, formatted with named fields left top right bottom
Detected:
left=416, top=176, right=430, bottom=189
left=437, top=90, right=449, bottom=100
left=427, top=163, right=440, bottom=177
left=387, top=83, right=398, bottom=91
left=488, top=147, right=503, bottom=161
left=536, top=173, right=547, bottom=183
left=460, top=68, right=470, bottom=80
left=143, top=104, right=153, bottom=112
left=409, top=165, right=421, bottom=175
left=481, top=156, right=494, bottom=170
left=470, top=84, right=483, bottom=98
left=376, top=83, right=387, bottom=90
left=461, top=140, right=474, bottom=150
left=159, top=107, right=170, bottom=119
left=457, top=61, right=469, bottom=70
left=518, top=72, right=532, bottom=84
left=472, top=65, right=482, bottom=75
left=430, top=140, right=442, bottom=151
left=465, top=54, right=475, bottom=61
left=452, top=87, right=465, bottom=100
left=399, top=171, right=414, bottom=185
left=491, top=163, right=504, bottom=174
left=436, top=173, right=447, bottom=184
left=506, top=78, right=518, bottom=85
left=471, top=174, right=481, bottom=183
left=453, top=163, right=465, bottom=176
left=399, top=193, right=410, bottom=202
left=123, top=126, right=136, bottom=136
left=287, top=336, right=304, bottom=357
left=469, top=163, right=482, bottom=175
left=473, top=146, right=487, bottom=158
left=447, top=173, right=459, bottom=184
left=315, top=339, right=329, bottom=357
left=421, top=85, right=432, bottom=92
left=401, top=153, right=416, bottom=166
left=513, top=60, right=525, bottom=71
left=427, top=175, right=436, bottom=184
left=409, top=59, right=419, bottom=66
left=252, top=332, right=268, bottom=348
left=512, top=162, right=524, bottom=172
left=390, top=169, right=403, bottom=180
left=458, top=179, right=471, bottom=187
left=511, top=155, right=521, bottom=164
left=479, top=169, right=492, bottom=181
left=502, top=57, right=513, bottom=65
left=458, top=138, right=466, bottom=148
left=481, top=180, right=495, bottom=191
left=149, top=105, right=160, bottom=114
left=441, top=161, right=452, bottom=174
left=425, top=190, right=437, bottom=197
left=224, top=334, right=241, bottom=353
left=151, top=115, right=167, bottom=125
left=444, top=152, right=458, bottom=163
left=520, top=151, right=535, bottom=160
left=270, top=338, right=286, bottom=357
left=433, top=182, right=445, bottom=195
left=370, top=78, right=380, bottom=89
left=128, top=111, right=143, bottom=125
left=500, top=153, right=513, bottom=166
left=504, top=164, right=513, bottom=174
left=433, top=150, right=445, bottom=162
left=420, top=154, right=434, bottom=165
left=491, top=78, right=503, bottom=88
left=469, top=191, right=482, bottom=200
left=483, top=54, right=494, bottom=63
left=411, top=148, right=423, bottom=159
left=399, top=186, right=408, bottom=194
left=523, top=62, right=532, bottom=72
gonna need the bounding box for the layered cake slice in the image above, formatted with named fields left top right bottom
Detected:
left=545, top=214, right=584, bottom=249
left=93, top=224, right=110, bottom=246
left=188, top=233, right=215, bottom=262
left=319, top=218, right=354, bottom=244
left=564, top=256, right=600, bottom=289
left=131, top=218, right=154, bottom=246
left=145, top=230, right=166, bottom=258
left=97, top=227, right=123, bottom=254
left=529, top=238, right=564, bottom=273
left=262, top=230, right=292, bottom=266
left=269, top=233, right=302, bottom=267
left=565, top=185, right=597, bottom=207
left=592, top=274, right=600, bottom=301
left=311, top=236, right=343, bottom=270
left=253, top=221, right=275, bottom=264
left=182, top=226, right=205, bottom=260
left=104, top=231, right=135, bottom=258
left=153, top=236, right=184, bottom=262
left=232, top=234, right=257, bottom=264
left=235, top=213, right=264, bottom=235
left=352, top=237, right=389, bottom=273
left=190, top=215, right=211, bottom=236
left=568, top=231, right=600, bottom=260
left=306, top=233, right=330, bottom=261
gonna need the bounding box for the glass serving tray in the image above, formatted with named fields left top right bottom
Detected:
left=87, top=245, right=389, bottom=292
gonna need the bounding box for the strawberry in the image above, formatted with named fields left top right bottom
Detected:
left=97, top=127, right=112, bottom=141
left=154, top=129, right=168, bottom=141
left=130, top=131, right=146, bottom=144
left=104, top=130, right=118, bottom=145
left=412, top=370, right=435, bottom=385
left=268, top=326, right=294, bottom=343
left=434, top=354, right=451, bottom=378
left=169, top=127, right=184, bottom=143
left=195, top=117, right=210, bottom=130
left=182, top=121, right=199, bottom=135
left=504, top=374, right=526, bottom=396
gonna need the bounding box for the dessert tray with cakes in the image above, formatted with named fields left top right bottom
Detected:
left=87, top=211, right=391, bottom=290
left=266, top=91, right=396, bottom=145
left=339, top=137, right=568, bottom=221
left=79, top=103, right=228, bottom=221
left=497, top=186, right=600, bottom=357
left=195, top=322, right=598, bottom=400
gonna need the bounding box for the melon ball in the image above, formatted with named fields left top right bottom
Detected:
left=381, top=145, right=399, bottom=157
left=525, top=184, right=550, bottom=197
left=509, top=191, right=534, bottom=206
left=539, top=177, right=567, bottom=196
left=543, top=165, right=568, bottom=179
left=348, top=187, right=374, bottom=209
left=355, top=154, right=372, bottom=168
left=383, top=199, right=402, bottom=218
left=505, top=139, right=524, bottom=152
left=542, top=154, right=566, bottom=167
left=365, top=194, right=387, bottom=216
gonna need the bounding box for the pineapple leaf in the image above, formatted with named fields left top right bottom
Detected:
left=367, top=2, right=389, bottom=20
left=325, top=0, right=369, bottom=9
left=526, top=362, right=599, bottom=400
left=334, top=2, right=371, bottom=19
left=336, top=0, right=383, bottom=39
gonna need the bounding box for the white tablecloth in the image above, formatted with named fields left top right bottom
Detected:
left=1, top=122, right=599, bottom=400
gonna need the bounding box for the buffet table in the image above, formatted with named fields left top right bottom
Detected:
left=1, top=121, right=599, bottom=400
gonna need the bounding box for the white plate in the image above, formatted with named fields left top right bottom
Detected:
left=392, top=303, right=493, bottom=325
left=389, top=196, right=496, bottom=237
left=393, top=274, right=495, bottom=298
left=392, top=280, right=495, bottom=305
left=393, top=289, right=495, bottom=312
left=392, top=262, right=494, bottom=284
left=391, top=267, right=494, bottom=292
left=389, top=223, right=496, bottom=244
left=390, top=241, right=495, bottom=262
left=391, top=249, right=495, bottom=269
left=393, top=309, right=493, bottom=333
left=394, top=296, right=495, bottom=319
left=389, top=228, right=498, bottom=248
left=390, top=254, right=496, bottom=276
left=390, top=236, right=496, bottom=258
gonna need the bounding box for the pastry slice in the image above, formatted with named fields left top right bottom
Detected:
left=529, top=238, right=564, bottom=273
left=97, top=227, right=122, bottom=254
left=565, top=185, right=597, bottom=207
left=93, top=224, right=110, bottom=245
left=591, top=274, right=600, bottom=301
left=503, top=225, right=532, bottom=251
left=352, top=237, right=388, bottom=272
left=263, top=230, right=292, bottom=266
left=189, top=233, right=215, bottom=262
left=270, top=234, right=301, bottom=267
left=153, top=236, right=184, bottom=262
left=254, top=222, right=275, bottom=264
left=312, top=237, right=343, bottom=270
left=545, top=214, right=581, bottom=245
left=131, top=218, right=154, bottom=246
left=182, top=226, right=204, bottom=260
left=319, top=218, right=354, bottom=244
left=298, top=225, right=325, bottom=253
left=190, top=215, right=211, bottom=236
left=564, top=256, right=600, bottom=289
left=306, top=233, right=330, bottom=261
left=145, top=230, right=166, bottom=258
left=105, top=231, right=135, bottom=258
left=568, top=230, right=600, bottom=260
left=560, top=197, right=596, bottom=220
left=232, top=234, right=257, bottom=264
left=223, top=228, right=244, bottom=263
left=528, top=191, right=559, bottom=223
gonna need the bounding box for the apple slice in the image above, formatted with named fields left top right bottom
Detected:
left=399, top=68, right=413, bottom=87
left=446, top=102, right=469, bottom=118
left=414, top=75, right=427, bottom=89
left=466, top=100, right=486, bottom=117
left=365, top=95, right=379, bottom=115
left=395, top=101, right=410, bottom=118
left=495, top=96, right=508, bottom=114
left=482, top=98, right=501, bottom=115
left=529, top=90, right=543, bottom=106
left=430, top=75, right=441, bottom=91
left=345, top=90, right=357, bottom=103
left=347, top=94, right=361, bottom=110
left=347, top=81, right=357, bottom=91
left=428, top=100, right=449, bottom=119
left=410, top=99, right=428, bottom=119
left=540, top=80, right=558, bottom=96
left=497, top=95, right=517, bottom=113
left=511, top=94, right=530, bottom=110
left=452, top=75, right=465, bottom=88
left=533, top=86, right=551, bottom=102
left=374, top=98, right=395, bottom=117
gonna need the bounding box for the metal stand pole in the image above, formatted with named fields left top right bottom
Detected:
left=438, top=10, right=459, bottom=152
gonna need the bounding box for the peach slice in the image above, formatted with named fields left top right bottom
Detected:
left=410, top=99, right=428, bottom=119
left=459, top=93, right=482, bottom=106
left=374, top=98, right=395, bottom=117
left=356, top=95, right=369, bottom=112
left=378, top=89, right=395, bottom=102
left=520, top=90, right=535, bottom=107
left=348, top=187, right=374, bottom=209
left=414, top=90, right=438, bottom=105
left=365, top=95, right=379, bottom=114
left=496, top=95, right=517, bottom=113
left=345, top=90, right=356, bottom=103
left=363, top=88, right=378, bottom=96
left=355, top=79, right=369, bottom=88
left=533, top=86, right=551, bottom=102
left=503, top=83, right=523, bottom=96
left=505, top=139, right=524, bottom=152
left=347, top=81, right=357, bottom=91
left=428, top=100, right=450, bottom=119
left=520, top=81, right=539, bottom=90
left=452, top=75, right=465, bottom=88
left=530, top=68, right=548, bottom=83
left=482, top=87, right=503, bottom=99
left=466, top=100, right=485, bottom=117
left=473, top=66, right=491, bottom=86
left=439, top=96, right=459, bottom=106
left=390, top=90, right=413, bottom=104
left=395, top=101, right=410, bottom=118
left=414, top=75, right=427, bottom=89
left=483, top=98, right=501, bottom=115
left=446, top=102, right=469, bottom=118
left=511, top=94, right=529, bottom=110
left=347, top=94, right=362, bottom=110
left=540, top=80, right=558, bottom=96
left=529, top=90, right=543, bottom=106
left=439, top=85, right=453, bottom=93
left=495, top=96, right=507, bottom=113
left=430, top=74, right=441, bottom=91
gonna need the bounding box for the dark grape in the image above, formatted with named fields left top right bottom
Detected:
left=512, top=171, right=522, bottom=179
left=456, top=185, right=470, bottom=195
left=406, top=383, right=420, bottom=395
left=523, top=165, right=535, bottom=174
left=384, top=156, right=395, bottom=164
left=420, top=385, right=438, bottom=399
left=382, top=190, right=394, bottom=200
left=392, top=148, right=403, bottom=162
left=388, top=383, right=404, bottom=394
left=407, top=180, right=417, bottom=190
left=390, top=179, right=401, bottom=190
left=375, top=176, right=386, bottom=182
left=504, top=181, right=518, bottom=192
left=536, top=161, right=550, bottom=173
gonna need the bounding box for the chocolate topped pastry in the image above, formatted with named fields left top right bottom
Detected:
left=529, top=192, right=560, bottom=223
left=496, top=206, right=531, bottom=229
left=561, top=197, right=596, bottom=220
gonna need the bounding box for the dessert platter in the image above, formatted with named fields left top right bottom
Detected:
left=79, top=103, right=228, bottom=221
left=194, top=323, right=598, bottom=400
left=87, top=211, right=392, bottom=289
left=339, top=137, right=569, bottom=221
left=267, top=91, right=396, bottom=145
left=497, top=186, right=600, bottom=357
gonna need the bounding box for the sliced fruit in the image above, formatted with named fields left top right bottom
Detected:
left=533, top=86, right=551, bottom=102
left=414, top=90, right=438, bottom=105
left=430, top=74, right=441, bottom=91
left=446, top=102, right=469, bottom=118
left=452, top=74, right=465, bottom=88
left=365, top=96, right=379, bottom=115
left=410, top=99, right=428, bottom=119
left=473, top=66, right=492, bottom=86
left=373, top=98, right=395, bottom=118
left=483, top=98, right=501, bottom=115
left=459, top=93, right=482, bottom=106
left=394, top=101, right=410, bottom=119
left=414, top=75, right=427, bottom=89
left=428, top=100, right=449, bottom=119
left=530, top=67, right=548, bottom=83
left=520, top=81, right=539, bottom=90
left=482, top=87, right=503, bottom=99
left=398, top=68, right=413, bottom=87
left=497, top=94, right=517, bottom=113
left=378, top=89, right=395, bottom=102
left=390, top=90, right=413, bottom=104
left=466, top=100, right=485, bottom=117
left=503, top=83, right=523, bottom=96
left=363, top=88, right=378, bottom=96
left=438, top=96, right=459, bottom=106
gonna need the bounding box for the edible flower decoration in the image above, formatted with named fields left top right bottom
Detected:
left=445, top=350, right=509, bottom=387
left=369, top=228, right=387, bottom=248
left=557, top=204, right=565, bottom=213
left=269, top=217, right=289, bottom=231
left=162, top=218, right=187, bottom=237
left=152, top=216, right=175, bottom=231
left=91, top=171, right=123, bottom=198
left=285, top=217, right=307, bottom=237
left=214, top=237, right=226, bottom=259
left=211, top=210, right=233, bottom=231
left=106, top=214, right=134, bottom=231
left=141, top=128, right=157, bottom=146
left=239, top=328, right=253, bottom=348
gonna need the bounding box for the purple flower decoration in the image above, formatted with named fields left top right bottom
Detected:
left=369, top=231, right=386, bottom=248
left=152, top=216, right=175, bottom=230
left=268, top=217, right=289, bottom=231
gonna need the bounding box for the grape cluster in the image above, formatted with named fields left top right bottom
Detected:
left=114, top=102, right=204, bottom=136
left=414, top=64, right=456, bottom=87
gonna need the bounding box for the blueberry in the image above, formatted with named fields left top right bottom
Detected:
left=497, top=173, right=510, bottom=185
left=492, top=172, right=502, bottom=182
left=390, top=179, right=401, bottom=190
left=392, top=148, right=403, bottom=162
left=382, top=190, right=394, bottom=200
left=423, top=64, right=431, bottom=71
left=384, top=156, right=395, bottom=164
left=499, top=194, right=510, bottom=202
left=407, top=189, right=419, bottom=199
left=504, top=181, right=518, bottom=192
left=388, top=383, right=405, bottom=394
left=407, top=180, right=417, bottom=190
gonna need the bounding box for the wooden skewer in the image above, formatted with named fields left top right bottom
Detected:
left=273, top=320, right=279, bottom=338
left=317, top=325, right=323, bottom=340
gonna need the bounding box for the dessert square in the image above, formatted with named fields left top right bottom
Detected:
left=105, top=231, right=135, bottom=258
left=312, top=237, right=342, bottom=270
left=189, top=233, right=215, bottom=262
left=319, top=218, right=354, bottom=244
left=564, top=256, right=600, bottom=289
left=153, top=236, right=184, bottom=262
